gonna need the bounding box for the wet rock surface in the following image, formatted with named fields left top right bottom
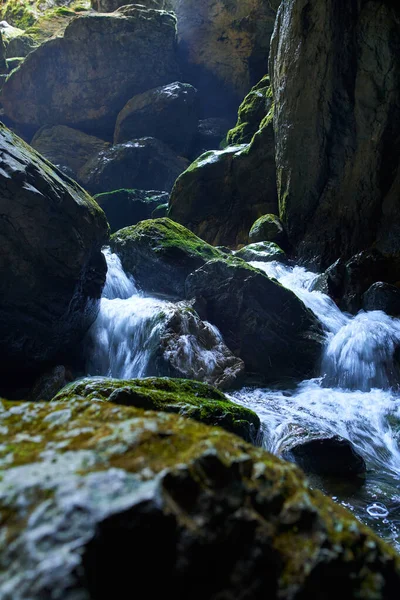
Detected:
left=0, top=397, right=399, bottom=600
left=79, top=138, right=188, bottom=195
left=0, top=123, right=109, bottom=391
left=95, top=189, right=169, bottom=233
left=110, top=218, right=223, bottom=298
left=114, top=81, right=199, bottom=154
left=185, top=258, right=323, bottom=382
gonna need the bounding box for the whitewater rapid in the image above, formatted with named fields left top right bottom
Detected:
left=85, top=250, right=400, bottom=549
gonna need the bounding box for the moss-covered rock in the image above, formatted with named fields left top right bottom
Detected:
left=1, top=5, right=180, bottom=137
left=0, top=397, right=399, bottom=598
left=78, top=138, right=189, bottom=195
left=226, top=75, right=272, bottom=146
left=235, top=241, right=286, bottom=263
left=168, top=126, right=278, bottom=247
left=54, top=376, right=257, bottom=441
left=0, top=33, right=7, bottom=74
left=0, top=122, right=109, bottom=394
left=31, top=124, right=110, bottom=178
left=110, top=218, right=223, bottom=297
left=249, top=213, right=288, bottom=248
left=94, top=189, right=169, bottom=233
left=185, top=258, right=323, bottom=382
left=114, top=81, right=199, bottom=155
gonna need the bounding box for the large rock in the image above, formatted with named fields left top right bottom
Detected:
left=114, top=82, right=199, bottom=154
left=226, top=74, right=272, bottom=145
left=78, top=138, right=189, bottom=194
left=110, top=218, right=223, bottom=297
left=0, top=32, right=6, bottom=74
left=54, top=376, right=256, bottom=440
left=95, top=188, right=169, bottom=233
left=31, top=125, right=110, bottom=177
left=1, top=397, right=399, bottom=599
left=168, top=117, right=278, bottom=247
left=185, top=258, right=323, bottom=382
left=0, top=123, right=109, bottom=392
left=1, top=6, right=180, bottom=137
left=270, top=0, right=400, bottom=268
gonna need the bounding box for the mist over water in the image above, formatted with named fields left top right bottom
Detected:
left=86, top=253, right=400, bottom=550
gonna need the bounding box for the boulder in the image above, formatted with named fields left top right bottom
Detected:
left=0, top=32, right=6, bottom=73
left=279, top=430, right=366, bottom=478
left=189, top=117, right=231, bottom=160
left=94, top=188, right=169, bottom=233
left=249, top=214, right=288, bottom=248
left=31, top=125, right=110, bottom=177
left=0, top=123, right=109, bottom=393
left=3, top=31, right=38, bottom=58
left=79, top=138, right=189, bottom=195
left=110, top=218, right=223, bottom=297
left=235, top=241, right=285, bottom=263
left=1, top=398, right=399, bottom=599
left=363, top=282, right=400, bottom=317
left=270, top=0, right=400, bottom=268
left=114, top=82, right=199, bottom=154
left=54, top=376, right=255, bottom=440
left=1, top=6, right=180, bottom=137
left=226, top=75, right=272, bottom=145
left=185, top=258, right=323, bottom=382
left=168, top=119, right=278, bottom=247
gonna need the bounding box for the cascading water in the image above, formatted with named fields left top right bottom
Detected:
left=85, top=250, right=400, bottom=550
left=230, top=260, right=400, bottom=549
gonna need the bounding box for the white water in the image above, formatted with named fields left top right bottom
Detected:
left=85, top=252, right=400, bottom=549
left=85, top=249, right=238, bottom=384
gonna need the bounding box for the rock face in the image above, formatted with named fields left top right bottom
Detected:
left=226, top=74, right=272, bottom=145
left=363, top=282, right=400, bottom=317
left=110, top=218, right=222, bottom=297
left=168, top=122, right=278, bottom=247
left=270, top=0, right=400, bottom=268
left=1, top=397, right=399, bottom=599
left=0, top=32, right=6, bottom=74
left=95, top=189, right=169, bottom=233
left=79, top=138, right=189, bottom=194
left=0, top=123, right=109, bottom=391
left=54, top=376, right=256, bottom=440
left=31, top=125, right=110, bottom=177
left=173, top=0, right=276, bottom=116
left=186, top=258, right=323, bottom=382
left=1, top=6, right=180, bottom=137
left=114, top=82, right=199, bottom=154
left=249, top=213, right=288, bottom=248
left=279, top=432, right=366, bottom=478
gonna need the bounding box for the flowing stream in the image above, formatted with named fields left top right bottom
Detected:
left=86, top=251, right=400, bottom=550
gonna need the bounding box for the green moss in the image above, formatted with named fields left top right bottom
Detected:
left=53, top=377, right=260, bottom=443
left=111, top=217, right=222, bottom=262
left=226, top=75, right=272, bottom=145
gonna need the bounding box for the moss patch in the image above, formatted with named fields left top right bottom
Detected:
left=226, top=75, right=272, bottom=145
left=53, top=377, right=260, bottom=443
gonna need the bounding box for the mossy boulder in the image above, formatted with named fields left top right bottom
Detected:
left=31, top=124, right=110, bottom=178
left=0, top=122, right=109, bottom=394
left=185, top=258, right=323, bottom=382
left=94, top=188, right=169, bottom=233
left=235, top=241, right=286, bottom=263
left=110, top=218, right=223, bottom=297
left=249, top=213, right=288, bottom=248
left=78, top=138, right=189, bottom=195
left=168, top=125, right=278, bottom=247
left=226, top=75, right=272, bottom=146
left=1, top=6, right=180, bottom=137
left=3, top=30, right=38, bottom=58
left=0, top=398, right=399, bottom=598
left=54, top=376, right=257, bottom=441
left=114, top=82, right=199, bottom=155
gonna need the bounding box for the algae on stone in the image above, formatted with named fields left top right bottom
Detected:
left=53, top=376, right=259, bottom=442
